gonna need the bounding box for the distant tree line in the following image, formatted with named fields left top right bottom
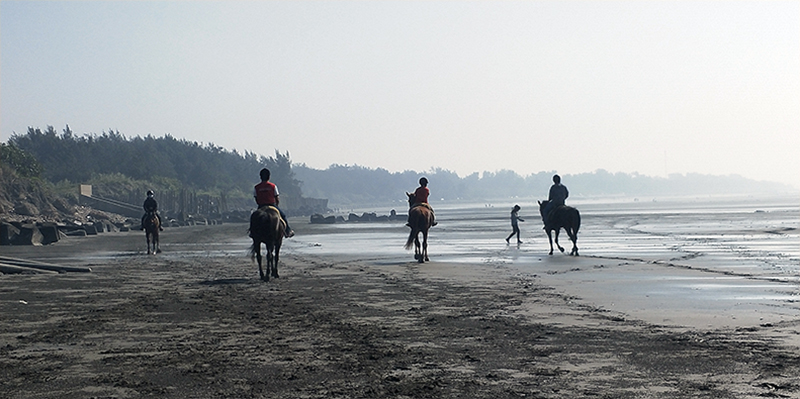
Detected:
left=8, top=126, right=303, bottom=209
left=294, top=164, right=795, bottom=208
left=7, top=126, right=793, bottom=213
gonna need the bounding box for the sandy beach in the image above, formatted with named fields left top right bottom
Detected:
left=1, top=195, right=799, bottom=398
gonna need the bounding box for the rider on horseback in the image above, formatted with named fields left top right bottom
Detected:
left=254, top=168, right=294, bottom=238
left=407, top=177, right=437, bottom=227
left=543, top=174, right=568, bottom=229
left=140, top=190, right=164, bottom=231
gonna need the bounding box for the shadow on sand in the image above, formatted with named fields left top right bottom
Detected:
left=198, top=278, right=251, bottom=286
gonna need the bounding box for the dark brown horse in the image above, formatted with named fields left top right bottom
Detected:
left=249, top=206, right=285, bottom=281
left=538, top=200, right=580, bottom=256
left=143, top=211, right=161, bottom=255
left=404, top=192, right=434, bottom=263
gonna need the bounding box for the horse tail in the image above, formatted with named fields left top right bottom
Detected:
left=248, top=241, right=258, bottom=261
left=277, top=217, right=287, bottom=239
left=404, top=229, right=415, bottom=250
left=571, top=208, right=581, bottom=235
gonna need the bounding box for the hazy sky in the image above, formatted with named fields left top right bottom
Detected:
left=2, top=1, right=798, bottom=188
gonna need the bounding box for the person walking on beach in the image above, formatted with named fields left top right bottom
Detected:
left=407, top=177, right=437, bottom=226
left=543, top=174, right=569, bottom=229
left=254, top=168, right=294, bottom=238
left=506, top=204, right=524, bottom=244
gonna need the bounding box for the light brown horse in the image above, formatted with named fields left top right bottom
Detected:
left=249, top=206, right=285, bottom=282
left=143, top=211, right=161, bottom=255
left=404, top=192, right=434, bottom=263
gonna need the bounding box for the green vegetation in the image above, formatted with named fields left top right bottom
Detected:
left=0, top=142, right=42, bottom=178
left=8, top=126, right=303, bottom=210
left=6, top=125, right=793, bottom=214
left=0, top=149, right=68, bottom=218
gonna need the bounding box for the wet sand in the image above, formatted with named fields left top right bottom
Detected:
left=1, top=196, right=799, bottom=398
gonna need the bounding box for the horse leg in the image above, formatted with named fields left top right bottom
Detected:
left=255, top=242, right=266, bottom=281
left=267, top=242, right=278, bottom=279
left=154, top=233, right=161, bottom=254
left=272, top=243, right=280, bottom=278
left=554, top=229, right=565, bottom=253
left=265, top=243, right=273, bottom=279
left=265, top=250, right=273, bottom=282
left=414, top=233, right=422, bottom=261
left=146, top=232, right=153, bottom=255
left=546, top=229, right=554, bottom=255
left=422, top=229, right=429, bottom=262
left=569, top=228, right=579, bottom=256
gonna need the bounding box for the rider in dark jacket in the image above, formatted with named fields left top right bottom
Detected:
left=141, top=190, right=164, bottom=231
left=544, top=175, right=568, bottom=228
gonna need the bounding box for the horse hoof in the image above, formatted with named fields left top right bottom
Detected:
left=548, top=251, right=554, bottom=255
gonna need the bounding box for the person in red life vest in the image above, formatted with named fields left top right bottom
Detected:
left=254, top=168, right=294, bottom=238
left=407, top=177, right=437, bottom=226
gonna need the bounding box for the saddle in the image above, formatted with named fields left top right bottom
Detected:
left=544, top=205, right=566, bottom=227
left=258, top=205, right=287, bottom=226
left=410, top=202, right=433, bottom=211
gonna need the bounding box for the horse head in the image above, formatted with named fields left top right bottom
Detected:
left=406, top=192, right=415, bottom=207
left=144, top=211, right=159, bottom=229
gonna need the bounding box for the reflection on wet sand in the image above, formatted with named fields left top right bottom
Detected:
left=286, top=194, right=800, bottom=330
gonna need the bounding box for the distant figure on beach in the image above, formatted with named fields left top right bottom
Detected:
left=407, top=177, right=437, bottom=227
left=543, top=174, right=569, bottom=229
left=254, top=168, right=294, bottom=238
left=505, top=204, right=524, bottom=244
left=140, top=190, right=163, bottom=231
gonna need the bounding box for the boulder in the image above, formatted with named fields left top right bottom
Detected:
left=13, top=223, right=43, bottom=246
left=310, top=214, right=337, bottom=224
left=60, top=225, right=88, bottom=237
left=92, top=221, right=117, bottom=233
left=0, top=222, right=20, bottom=245
left=361, top=212, right=377, bottom=222
left=83, top=223, right=97, bottom=235
left=38, top=223, right=63, bottom=245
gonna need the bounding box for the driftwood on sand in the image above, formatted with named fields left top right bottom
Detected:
left=0, top=256, right=92, bottom=274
